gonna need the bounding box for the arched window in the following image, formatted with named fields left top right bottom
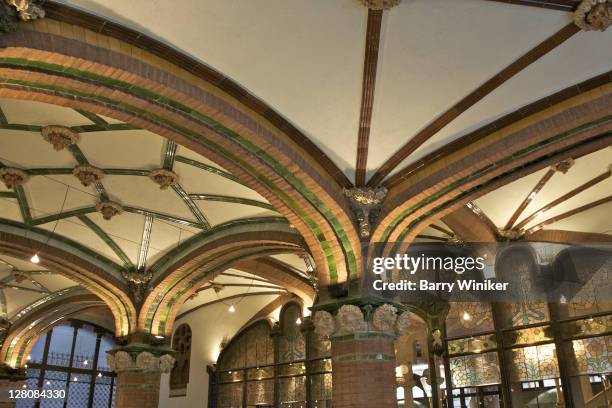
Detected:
left=21, top=319, right=116, bottom=408
left=212, top=301, right=332, bottom=408
left=170, top=323, right=192, bottom=396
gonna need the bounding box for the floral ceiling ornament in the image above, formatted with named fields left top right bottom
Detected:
left=0, top=167, right=28, bottom=189
left=344, top=187, right=388, bottom=238
left=72, top=164, right=104, bottom=187
left=313, top=310, right=336, bottom=338
left=360, top=0, right=401, bottom=10
left=574, top=0, right=611, bottom=31
left=372, top=303, right=397, bottom=332
left=336, top=304, right=365, bottom=334
left=122, top=270, right=152, bottom=285
left=11, top=270, right=30, bottom=284
left=40, top=126, right=79, bottom=151
left=96, top=200, right=123, bottom=221
left=551, top=158, right=575, bottom=174
left=148, top=168, right=180, bottom=190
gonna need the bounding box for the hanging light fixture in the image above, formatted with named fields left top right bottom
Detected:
left=30, top=253, right=40, bottom=264
left=462, top=311, right=471, bottom=321
left=296, top=317, right=302, bottom=325
left=228, top=305, right=236, bottom=313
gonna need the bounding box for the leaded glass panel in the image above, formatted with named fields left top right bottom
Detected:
left=510, top=344, right=559, bottom=381
left=572, top=335, right=612, bottom=375
left=449, top=352, right=501, bottom=387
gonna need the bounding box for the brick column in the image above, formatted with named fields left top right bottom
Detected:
left=313, top=303, right=411, bottom=408
left=106, top=344, right=175, bottom=408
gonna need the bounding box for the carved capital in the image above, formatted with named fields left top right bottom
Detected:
left=551, top=158, right=575, bottom=174
left=106, top=347, right=175, bottom=373
left=0, top=0, right=44, bottom=33
left=0, top=167, right=28, bottom=189
left=360, top=0, right=401, bottom=10
left=313, top=304, right=411, bottom=338
left=96, top=200, right=123, bottom=221
left=40, top=126, right=78, bottom=151
left=148, top=168, right=179, bottom=190
left=344, top=187, right=388, bottom=238
left=574, top=0, right=611, bottom=31
left=73, top=164, right=104, bottom=187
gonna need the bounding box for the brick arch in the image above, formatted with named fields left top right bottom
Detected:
left=0, top=227, right=136, bottom=337
left=0, top=21, right=361, bottom=286
left=232, top=258, right=317, bottom=306
left=371, top=81, right=612, bottom=252
left=141, top=223, right=308, bottom=337
left=0, top=288, right=108, bottom=368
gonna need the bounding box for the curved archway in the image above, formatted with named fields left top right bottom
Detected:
left=0, top=224, right=136, bottom=337
left=0, top=22, right=361, bottom=286
left=0, top=288, right=108, bottom=368
left=140, top=220, right=308, bottom=337
left=372, top=82, right=612, bottom=251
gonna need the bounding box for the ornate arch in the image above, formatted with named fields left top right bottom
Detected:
left=372, top=79, right=612, bottom=253
left=0, top=19, right=361, bottom=286
left=0, top=288, right=107, bottom=368
left=0, top=222, right=136, bottom=336
left=140, top=219, right=308, bottom=337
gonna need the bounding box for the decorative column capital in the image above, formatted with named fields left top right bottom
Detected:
left=574, top=0, right=611, bottom=32
left=0, top=1, right=45, bottom=33
left=344, top=187, right=388, bottom=238
left=106, top=344, right=176, bottom=374
left=313, top=302, right=411, bottom=338
left=360, top=0, right=402, bottom=10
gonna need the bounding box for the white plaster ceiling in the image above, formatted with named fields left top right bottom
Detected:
left=62, top=0, right=612, bottom=183
left=0, top=98, right=281, bottom=269
left=0, top=254, right=76, bottom=319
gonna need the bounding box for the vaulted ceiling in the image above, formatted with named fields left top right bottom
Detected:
left=61, top=0, right=612, bottom=185
left=0, top=0, right=609, bottom=340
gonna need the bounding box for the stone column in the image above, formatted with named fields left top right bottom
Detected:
left=313, top=303, right=411, bottom=408
left=106, top=345, right=175, bottom=408
left=0, top=365, right=26, bottom=408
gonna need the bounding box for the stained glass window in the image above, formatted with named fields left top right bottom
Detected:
left=503, top=302, right=549, bottom=327
left=510, top=344, right=559, bottom=382
left=214, top=302, right=331, bottom=407
left=446, top=302, right=494, bottom=337
left=278, top=303, right=305, bottom=363
left=572, top=336, right=612, bottom=375
left=450, top=352, right=501, bottom=388
left=448, top=334, right=497, bottom=355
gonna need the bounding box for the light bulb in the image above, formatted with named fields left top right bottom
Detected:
left=73, top=377, right=78, bottom=382
left=30, top=253, right=40, bottom=264
left=296, top=317, right=302, bottom=325
left=462, top=311, right=471, bottom=321
left=97, top=373, right=102, bottom=378
left=46, top=381, right=50, bottom=385
left=83, top=360, right=88, bottom=366
left=228, top=305, right=236, bottom=313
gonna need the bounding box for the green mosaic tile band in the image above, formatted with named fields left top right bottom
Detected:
left=332, top=331, right=395, bottom=341
left=333, top=353, right=395, bottom=362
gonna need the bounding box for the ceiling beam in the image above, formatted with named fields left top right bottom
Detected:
left=355, top=9, right=383, bottom=186
left=368, top=22, right=580, bottom=186
left=175, top=291, right=286, bottom=321
left=384, top=71, right=612, bottom=188
left=78, top=215, right=134, bottom=269
left=515, top=169, right=611, bottom=230
left=504, top=168, right=556, bottom=230
left=525, top=195, right=612, bottom=234
left=136, top=214, right=153, bottom=271
left=484, top=0, right=581, bottom=12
